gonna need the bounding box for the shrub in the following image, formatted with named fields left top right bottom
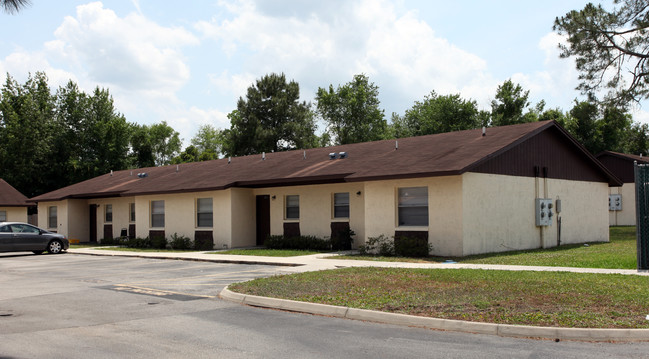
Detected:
left=100, top=237, right=115, bottom=245
left=150, top=235, right=168, bottom=249
left=169, top=233, right=193, bottom=250
left=394, top=235, right=432, bottom=257
left=266, top=235, right=331, bottom=251
left=359, top=234, right=394, bottom=256
left=125, top=236, right=151, bottom=248
left=331, top=227, right=356, bottom=251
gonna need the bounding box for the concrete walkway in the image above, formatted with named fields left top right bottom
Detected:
left=67, top=247, right=649, bottom=341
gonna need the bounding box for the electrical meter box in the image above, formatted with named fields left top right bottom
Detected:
left=535, top=198, right=554, bottom=226
left=609, top=194, right=622, bottom=211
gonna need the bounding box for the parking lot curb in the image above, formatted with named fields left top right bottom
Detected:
left=68, top=250, right=300, bottom=267
left=219, top=286, right=649, bottom=342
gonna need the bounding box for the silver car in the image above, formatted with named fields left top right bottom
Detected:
left=0, top=222, right=69, bottom=254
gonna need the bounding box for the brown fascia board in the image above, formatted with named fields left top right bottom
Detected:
left=596, top=150, right=649, bottom=164
left=345, top=170, right=463, bottom=183
left=462, top=121, right=623, bottom=187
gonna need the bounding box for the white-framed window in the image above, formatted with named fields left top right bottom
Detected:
left=48, top=206, right=58, bottom=229
left=285, top=195, right=299, bottom=220
left=397, top=187, right=428, bottom=226
left=0, top=210, right=6, bottom=222
left=129, top=203, right=136, bottom=222
left=196, top=198, right=213, bottom=227
left=105, top=204, right=113, bottom=223
left=151, top=200, right=165, bottom=228
left=333, top=192, right=350, bottom=219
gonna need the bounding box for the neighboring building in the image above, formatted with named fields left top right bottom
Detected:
left=30, top=121, right=621, bottom=256
left=0, top=179, right=30, bottom=223
left=596, top=151, right=649, bottom=226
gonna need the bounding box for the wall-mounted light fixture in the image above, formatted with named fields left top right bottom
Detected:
left=356, top=191, right=362, bottom=196
left=271, top=195, right=276, bottom=200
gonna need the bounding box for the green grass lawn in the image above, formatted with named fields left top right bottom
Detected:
left=230, top=266, right=649, bottom=329
left=335, top=226, right=637, bottom=269
left=209, top=249, right=324, bottom=257
left=94, top=247, right=198, bottom=253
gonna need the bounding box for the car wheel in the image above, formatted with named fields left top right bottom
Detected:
left=32, top=250, right=44, bottom=255
left=48, top=240, right=63, bottom=254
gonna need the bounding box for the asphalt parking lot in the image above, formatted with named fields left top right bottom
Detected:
left=3, top=252, right=649, bottom=359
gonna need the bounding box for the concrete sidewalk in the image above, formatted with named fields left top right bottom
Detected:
left=67, top=247, right=649, bottom=342
left=68, top=246, right=649, bottom=276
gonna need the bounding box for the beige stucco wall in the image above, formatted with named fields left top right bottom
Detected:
left=90, top=197, right=134, bottom=241
left=230, top=188, right=256, bottom=248
left=462, top=173, right=609, bottom=256
left=0, top=207, right=28, bottom=223
left=37, top=200, right=67, bottom=234
left=363, top=176, right=463, bottom=256
left=257, top=183, right=365, bottom=247
left=609, top=184, right=636, bottom=226
left=66, top=199, right=89, bottom=242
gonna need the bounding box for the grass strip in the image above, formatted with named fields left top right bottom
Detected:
left=230, top=267, right=649, bottom=328
left=209, top=249, right=323, bottom=257
left=334, top=226, right=637, bottom=269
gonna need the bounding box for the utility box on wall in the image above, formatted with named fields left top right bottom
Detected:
left=535, top=198, right=554, bottom=226
left=609, top=194, right=622, bottom=211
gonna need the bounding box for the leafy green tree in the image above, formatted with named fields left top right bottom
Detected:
left=52, top=83, right=131, bottom=184
left=554, top=0, right=649, bottom=105
left=129, top=124, right=156, bottom=168
left=190, top=124, right=224, bottom=159
left=599, top=106, right=632, bottom=153
left=490, top=79, right=535, bottom=127
left=564, top=100, right=601, bottom=153
left=316, top=74, right=387, bottom=144
left=1, top=0, right=30, bottom=14
left=223, top=73, right=317, bottom=156
left=392, top=91, right=480, bottom=138
left=623, top=122, right=649, bottom=155
left=171, top=145, right=200, bottom=164
left=0, top=72, right=57, bottom=197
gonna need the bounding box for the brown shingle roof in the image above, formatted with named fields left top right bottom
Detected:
left=0, top=179, right=29, bottom=206
left=30, top=121, right=619, bottom=202
left=596, top=151, right=649, bottom=164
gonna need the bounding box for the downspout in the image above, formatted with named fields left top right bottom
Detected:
left=534, top=166, right=544, bottom=248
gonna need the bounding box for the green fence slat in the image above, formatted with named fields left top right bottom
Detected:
left=635, top=163, right=649, bottom=270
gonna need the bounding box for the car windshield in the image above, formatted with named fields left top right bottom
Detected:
left=10, top=224, right=40, bottom=234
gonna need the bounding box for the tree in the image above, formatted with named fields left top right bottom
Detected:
left=490, top=79, right=535, bottom=127
left=392, top=91, right=480, bottom=138
left=1, top=0, right=30, bottom=14
left=171, top=145, right=200, bottom=164
left=316, top=74, right=388, bottom=144
left=149, top=122, right=181, bottom=166
left=223, top=73, right=317, bottom=156
left=565, top=100, right=601, bottom=153
left=599, top=106, right=632, bottom=152
left=0, top=72, right=56, bottom=197
left=190, top=124, right=224, bottom=159
left=623, top=122, right=649, bottom=155
left=554, top=0, right=649, bottom=105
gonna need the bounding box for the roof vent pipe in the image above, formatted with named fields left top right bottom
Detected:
left=395, top=140, right=398, bottom=150
left=482, top=127, right=486, bottom=136
left=262, top=152, right=266, bottom=160
left=176, top=165, right=179, bottom=172
left=130, top=171, right=133, bottom=176
left=228, top=156, right=231, bottom=164
left=110, top=170, right=113, bottom=176
left=303, top=150, right=306, bottom=160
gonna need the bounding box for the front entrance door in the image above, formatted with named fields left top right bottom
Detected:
left=256, top=195, right=270, bottom=246
left=89, top=205, right=97, bottom=242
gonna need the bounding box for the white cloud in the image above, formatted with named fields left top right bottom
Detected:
left=52, top=1, right=198, bottom=91
left=195, top=0, right=496, bottom=115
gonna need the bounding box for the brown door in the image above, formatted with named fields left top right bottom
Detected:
left=256, top=195, right=271, bottom=246
left=89, top=205, right=97, bottom=242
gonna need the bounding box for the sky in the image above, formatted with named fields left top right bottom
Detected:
left=1, top=0, right=647, bottom=146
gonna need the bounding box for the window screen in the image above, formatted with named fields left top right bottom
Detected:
left=151, top=200, right=165, bottom=228
left=333, top=192, right=350, bottom=218
left=285, top=195, right=299, bottom=219
left=398, top=187, right=428, bottom=226
left=197, top=198, right=213, bottom=227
